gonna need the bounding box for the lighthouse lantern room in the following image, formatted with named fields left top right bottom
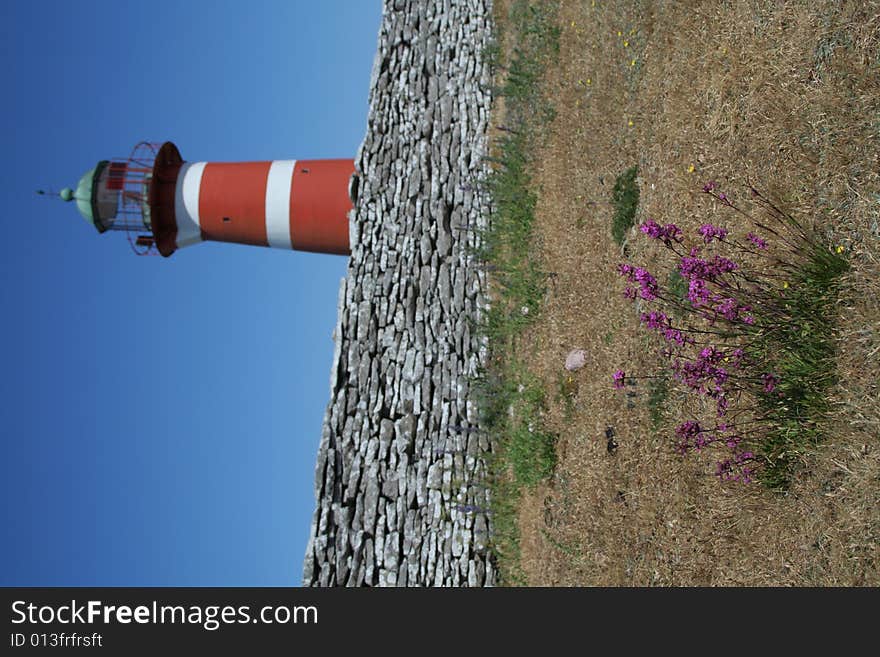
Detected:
left=60, top=141, right=355, bottom=257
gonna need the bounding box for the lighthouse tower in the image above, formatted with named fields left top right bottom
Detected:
left=59, top=141, right=355, bottom=257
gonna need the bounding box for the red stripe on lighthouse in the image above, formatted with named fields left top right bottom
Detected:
left=199, top=162, right=272, bottom=247
left=290, top=159, right=353, bottom=254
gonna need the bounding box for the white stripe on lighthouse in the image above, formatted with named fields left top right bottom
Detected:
left=174, top=161, right=206, bottom=248
left=264, top=159, right=296, bottom=250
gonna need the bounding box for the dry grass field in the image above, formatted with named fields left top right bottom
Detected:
left=488, top=0, right=879, bottom=585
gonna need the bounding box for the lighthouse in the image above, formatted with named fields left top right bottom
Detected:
left=58, top=141, right=356, bottom=257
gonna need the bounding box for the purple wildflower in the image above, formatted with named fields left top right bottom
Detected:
left=730, top=348, right=745, bottom=367
left=672, top=354, right=724, bottom=393
left=714, top=255, right=738, bottom=274
left=715, top=394, right=729, bottom=417
left=640, top=219, right=683, bottom=245
left=634, top=267, right=658, bottom=300
left=687, top=278, right=711, bottom=306
left=640, top=311, right=670, bottom=330
left=718, top=451, right=758, bottom=483
left=679, top=256, right=705, bottom=281
left=640, top=219, right=663, bottom=239
left=679, top=251, right=707, bottom=280
left=679, top=254, right=737, bottom=282
left=699, top=223, right=729, bottom=244
left=671, top=359, right=702, bottom=390
left=663, top=223, right=683, bottom=243
left=619, top=264, right=659, bottom=300
left=714, top=297, right=736, bottom=319
left=761, top=373, right=779, bottom=393
left=612, top=369, right=626, bottom=390
left=662, top=327, right=689, bottom=346
left=715, top=256, right=737, bottom=273
left=633, top=267, right=653, bottom=284
left=702, top=181, right=717, bottom=193
left=746, top=232, right=768, bottom=249
left=675, top=420, right=704, bottom=453
left=675, top=420, right=702, bottom=438
left=699, top=347, right=724, bottom=365
left=715, top=458, right=735, bottom=481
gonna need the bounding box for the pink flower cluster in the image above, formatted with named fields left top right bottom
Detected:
left=678, top=252, right=738, bottom=282
left=640, top=219, right=683, bottom=245
left=618, top=264, right=658, bottom=300
left=746, top=232, right=768, bottom=249
left=671, top=349, right=731, bottom=417
left=639, top=311, right=691, bottom=346
left=611, top=195, right=795, bottom=484
left=715, top=451, right=756, bottom=483
left=698, top=223, right=729, bottom=244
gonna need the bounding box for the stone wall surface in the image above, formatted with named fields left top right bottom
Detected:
left=302, top=0, right=495, bottom=586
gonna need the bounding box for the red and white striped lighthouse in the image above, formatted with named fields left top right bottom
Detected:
left=59, top=141, right=356, bottom=257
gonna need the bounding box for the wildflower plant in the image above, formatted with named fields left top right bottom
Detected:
left=612, top=182, right=849, bottom=488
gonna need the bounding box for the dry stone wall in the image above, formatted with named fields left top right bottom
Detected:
left=302, top=0, right=496, bottom=586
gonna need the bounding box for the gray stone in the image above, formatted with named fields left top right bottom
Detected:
left=426, top=461, right=443, bottom=490
left=303, top=0, right=496, bottom=588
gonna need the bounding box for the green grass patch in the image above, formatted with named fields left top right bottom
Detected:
left=647, top=374, right=669, bottom=430
left=752, top=243, right=849, bottom=489
left=475, top=0, right=561, bottom=585
left=508, top=371, right=558, bottom=486
left=474, top=360, right=557, bottom=586
left=476, top=361, right=557, bottom=487
left=482, top=128, right=546, bottom=345
left=611, top=165, right=640, bottom=245
left=668, top=269, right=688, bottom=304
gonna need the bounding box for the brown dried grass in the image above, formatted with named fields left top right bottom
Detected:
left=497, top=0, right=880, bottom=586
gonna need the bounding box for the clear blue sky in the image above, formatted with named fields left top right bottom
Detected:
left=1, top=0, right=381, bottom=585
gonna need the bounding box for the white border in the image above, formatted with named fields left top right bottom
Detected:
left=264, top=160, right=296, bottom=250
left=173, top=161, right=206, bottom=248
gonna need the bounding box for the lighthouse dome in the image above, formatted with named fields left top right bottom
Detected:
left=72, top=166, right=98, bottom=225
left=64, top=161, right=119, bottom=233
